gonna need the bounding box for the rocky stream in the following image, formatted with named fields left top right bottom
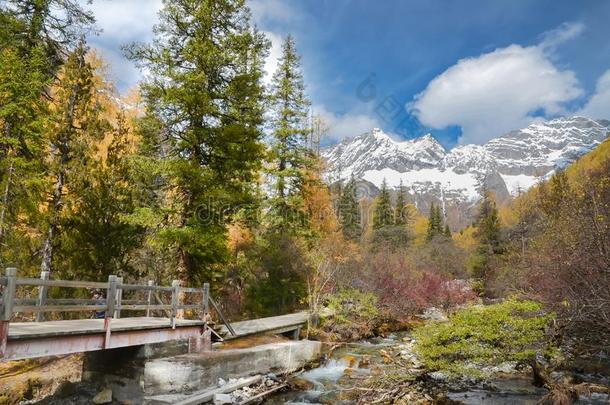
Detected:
left=261, top=332, right=610, bottom=405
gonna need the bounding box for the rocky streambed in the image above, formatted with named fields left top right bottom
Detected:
left=262, top=332, right=610, bottom=405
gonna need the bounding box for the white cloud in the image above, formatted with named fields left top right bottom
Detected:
left=410, top=23, right=585, bottom=144
left=80, top=0, right=162, bottom=91
left=249, top=0, right=298, bottom=24
left=578, top=69, right=610, bottom=120
left=84, top=0, right=162, bottom=43
left=539, top=21, right=585, bottom=52
left=263, top=31, right=282, bottom=84
left=315, top=106, right=382, bottom=143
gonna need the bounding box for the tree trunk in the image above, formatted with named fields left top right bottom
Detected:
left=0, top=160, right=14, bottom=246
left=40, top=169, right=65, bottom=274
left=40, top=59, right=80, bottom=276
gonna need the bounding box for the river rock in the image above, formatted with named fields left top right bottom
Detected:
left=421, top=307, right=448, bottom=322
left=213, top=393, right=233, bottom=404
left=54, top=380, right=78, bottom=398
left=92, top=387, right=112, bottom=404
left=288, top=377, right=315, bottom=390
left=428, top=371, right=448, bottom=382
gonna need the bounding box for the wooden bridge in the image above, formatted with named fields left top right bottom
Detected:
left=0, top=267, right=308, bottom=361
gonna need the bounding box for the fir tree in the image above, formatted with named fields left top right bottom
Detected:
left=338, top=175, right=361, bottom=240
left=395, top=180, right=409, bottom=225
left=128, top=0, right=269, bottom=284
left=444, top=224, right=452, bottom=238
left=40, top=42, right=106, bottom=276
left=470, top=190, right=503, bottom=282
left=267, top=34, right=311, bottom=231
left=474, top=191, right=501, bottom=252
left=426, top=203, right=443, bottom=241
left=373, top=179, right=394, bottom=229
left=60, top=112, right=143, bottom=281
left=0, top=1, right=93, bottom=268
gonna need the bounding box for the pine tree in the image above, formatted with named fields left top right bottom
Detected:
left=470, top=190, right=503, bottom=281
left=338, top=175, right=361, bottom=240
left=40, top=42, right=106, bottom=276
left=475, top=191, right=501, bottom=252
left=60, top=112, right=143, bottom=281
left=128, top=0, right=269, bottom=285
left=267, top=34, right=311, bottom=231
left=426, top=203, right=443, bottom=241
left=395, top=180, right=409, bottom=225
left=372, top=179, right=393, bottom=230
left=444, top=224, right=452, bottom=238
left=0, top=2, right=93, bottom=269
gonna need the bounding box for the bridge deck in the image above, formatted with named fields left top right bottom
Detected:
left=8, top=318, right=204, bottom=340
left=7, top=312, right=308, bottom=341
left=2, top=312, right=309, bottom=360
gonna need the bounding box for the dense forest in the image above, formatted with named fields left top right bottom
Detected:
left=1, top=1, right=609, bottom=402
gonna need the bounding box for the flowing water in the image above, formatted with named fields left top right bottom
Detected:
left=263, top=333, right=610, bottom=405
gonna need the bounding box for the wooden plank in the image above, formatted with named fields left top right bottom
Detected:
left=217, top=312, right=309, bottom=338
left=171, top=375, right=262, bottom=405
left=16, top=298, right=103, bottom=306
left=118, top=304, right=172, bottom=311
left=179, top=287, right=204, bottom=294
left=120, top=284, right=173, bottom=292
left=15, top=278, right=104, bottom=289
left=238, top=383, right=287, bottom=404
left=15, top=278, right=107, bottom=289
left=13, top=305, right=107, bottom=313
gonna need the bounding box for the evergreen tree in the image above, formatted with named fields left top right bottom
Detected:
left=60, top=112, right=144, bottom=281
left=338, top=175, right=361, bottom=240
left=426, top=203, right=443, bottom=241
left=395, top=180, right=409, bottom=225
left=128, top=0, right=269, bottom=285
left=474, top=191, right=501, bottom=251
left=444, top=224, right=452, bottom=238
left=0, top=2, right=93, bottom=269
left=372, top=179, right=393, bottom=229
left=470, top=190, right=503, bottom=282
left=40, top=42, right=106, bottom=275
left=267, top=34, right=311, bottom=231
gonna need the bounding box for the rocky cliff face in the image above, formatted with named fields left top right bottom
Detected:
left=322, top=116, right=610, bottom=228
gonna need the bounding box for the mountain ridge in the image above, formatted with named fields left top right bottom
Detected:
left=322, top=116, right=610, bottom=227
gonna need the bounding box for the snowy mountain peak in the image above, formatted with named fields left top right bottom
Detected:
left=322, top=116, right=610, bottom=226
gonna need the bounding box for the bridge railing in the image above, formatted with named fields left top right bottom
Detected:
left=0, top=267, right=236, bottom=343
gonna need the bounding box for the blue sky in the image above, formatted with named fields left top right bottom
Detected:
left=83, top=0, right=610, bottom=149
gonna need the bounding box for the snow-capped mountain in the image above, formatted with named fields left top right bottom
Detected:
left=323, top=116, right=610, bottom=227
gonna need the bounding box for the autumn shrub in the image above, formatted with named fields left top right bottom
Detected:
left=414, top=299, right=554, bottom=377
left=362, top=250, right=476, bottom=320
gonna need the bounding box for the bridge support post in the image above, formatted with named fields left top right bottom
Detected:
left=114, top=277, right=123, bottom=319
left=146, top=280, right=154, bottom=317
left=0, top=267, right=16, bottom=357
left=189, top=328, right=212, bottom=353
left=36, top=271, right=49, bottom=322
left=171, top=280, right=179, bottom=329
left=104, top=275, right=117, bottom=349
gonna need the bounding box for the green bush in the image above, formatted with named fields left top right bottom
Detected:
left=323, top=289, right=380, bottom=340
left=414, top=299, right=554, bottom=376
